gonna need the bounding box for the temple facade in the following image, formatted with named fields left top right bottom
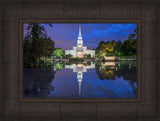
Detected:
left=65, top=25, right=95, bottom=58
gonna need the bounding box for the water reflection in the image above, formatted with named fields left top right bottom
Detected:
left=64, top=62, right=95, bottom=94
left=23, top=61, right=137, bottom=98
left=23, top=63, right=56, bottom=98
left=95, top=61, right=137, bottom=96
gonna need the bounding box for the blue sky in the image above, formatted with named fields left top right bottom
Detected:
left=24, top=23, right=137, bottom=50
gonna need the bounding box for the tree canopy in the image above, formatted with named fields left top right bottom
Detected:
left=95, top=39, right=137, bottom=57
left=23, top=23, right=55, bottom=67
left=95, top=28, right=137, bottom=57
left=54, top=48, right=64, bottom=58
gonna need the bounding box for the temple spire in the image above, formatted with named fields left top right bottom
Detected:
left=79, top=25, right=82, bottom=37
left=77, top=25, right=83, bottom=46
left=78, top=80, right=82, bottom=94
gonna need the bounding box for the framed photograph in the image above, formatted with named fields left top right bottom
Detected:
left=19, top=20, right=141, bottom=102
left=1, top=1, right=159, bottom=121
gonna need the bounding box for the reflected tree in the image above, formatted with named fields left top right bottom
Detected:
left=95, top=61, right=137, bottom=95
left=55, top=62, right=64, bottom=71
left=23, top=65, right=56, bottom=98
left=95, top=64, right=116, bottom=80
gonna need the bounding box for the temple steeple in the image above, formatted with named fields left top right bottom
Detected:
left=77, top=71, right=83, bottom=94
left=77, top=25, right=83, bottom=47
left=64, top=62, right=95, bottom=95
left=79, top=25, right=82, bottom=37
left=65, top=24, right=95, bottom=58
left=78, top=79, right=82, bottom=94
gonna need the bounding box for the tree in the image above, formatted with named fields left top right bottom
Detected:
left=27, top=23, right=52, bottom=40
left=111, top=40, right=116, bottom=46
left=65, top=54, right=73, bottom=58
left=23, top=33, right=33, bottom=67
left=119, top=39, right=137, bottom=56
left=27, top=23, right=54, bottom=55
left=87, top=54, right=91, bottom=58
left=116, top=40, right=122, bottom=50
left=29, top=24, right=47, bottom=59
left=101, top=41, right=115, bottom=56
left=35, top=37, right=55, bottom=58
left=54, top=48, right=64, bottom=58
left=43, top=37, right=55, bottom=57
left=83, top=54, right=91, bottom=58
left=23, top=23, right=55, bottom=67
left=128, top=28, right=137, bottom=39
left=95, top=41, right=105, bottom=53
left=114, top=40, right=122, bottom=56
left=83, top=54, right=87, bottom=58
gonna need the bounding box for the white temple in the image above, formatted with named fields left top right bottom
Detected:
left=65, top=63, right=95, bottom=94
left=65, top=25, right=95, bottom=58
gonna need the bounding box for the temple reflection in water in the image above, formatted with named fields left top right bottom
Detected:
left=64, top=61, right=123, bottom=94
left=63, top=61, right=136, bottom=95
left=23, top=60, right=137, bottom=98
left=65, top=62, right=95, bottom=94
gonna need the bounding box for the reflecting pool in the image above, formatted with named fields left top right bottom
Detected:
left=23, top=61, right=137, bottom=98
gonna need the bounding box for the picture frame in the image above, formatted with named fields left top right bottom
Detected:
left=0, top=1, right=159, bottom=121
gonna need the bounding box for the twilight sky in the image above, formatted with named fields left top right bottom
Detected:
left=24, top=23, right=137, bottom=50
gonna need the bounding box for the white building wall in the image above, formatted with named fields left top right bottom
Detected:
left=65, top=46, right=77, bottom=57
left=65, top=48, right=95, bottom=57
left=85, top=50, right=95, bottom=57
